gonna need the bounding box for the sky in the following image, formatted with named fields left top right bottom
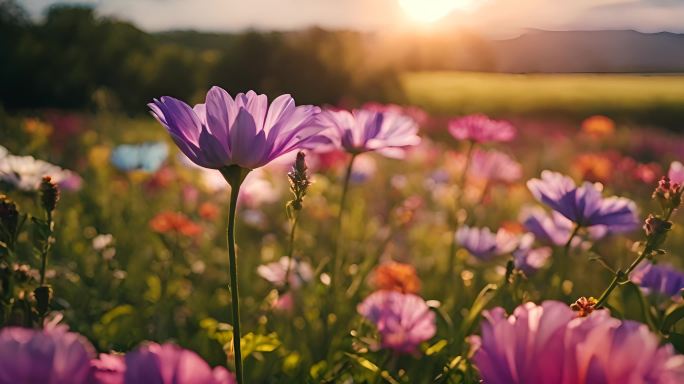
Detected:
left=21, top=0, right=684, bottom=36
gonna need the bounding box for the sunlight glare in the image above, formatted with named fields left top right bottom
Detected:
left=399, top=0, right=471, bottom=23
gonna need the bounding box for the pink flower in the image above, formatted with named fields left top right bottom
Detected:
left=91, top=343, right=235, bottom=384
left=669, top=161, right=684, bottom=185
left=357, top=291, right=436, bottom=354
left=0, top=326, right=95, bottom=384
left=317, top=109, right=421, bottom=158
left=470, top=301, right=684, bottom=384
left=468, top=149, right=522, bottom=184
left=448, top=114, right=515, bottom=143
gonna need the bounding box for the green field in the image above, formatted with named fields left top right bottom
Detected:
left=402, top=72, right=684, bottom=126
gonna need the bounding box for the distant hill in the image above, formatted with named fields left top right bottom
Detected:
left=491, top=30, right=684, bottom=73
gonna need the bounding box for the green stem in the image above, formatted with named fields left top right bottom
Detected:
left=283, top=213, right=299, bottom=287
left=331, top=154, right=357, bottom=295
left=557, top=223, right=581, bottom=296
left=596, top=208, right=674, bottom=308
left=39, top=211, right=52, bottom=286
left=447, top=141, right=476, bottom=279
left=222, top=167, right=248, bottom=384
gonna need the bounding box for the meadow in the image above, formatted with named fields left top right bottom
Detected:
left=403, top=72, right=684, bottom=128
left=1, top=76, right=684, bottom=383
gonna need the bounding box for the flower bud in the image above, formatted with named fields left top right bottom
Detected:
left=33, top=285, right=53, bottom=316
left=652, top=177, right=683, bottom=212
left=0, top=194, right=19, bottom=240
left=643, top=214, right=672, bottom=248
left=570, top=296, right=598, bottom=317
left=39, top=176, right=60, bottom=213
left=287, top=151, right=311, bottom=212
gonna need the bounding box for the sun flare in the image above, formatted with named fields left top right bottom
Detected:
left=399, top=0, right=469, bottom=23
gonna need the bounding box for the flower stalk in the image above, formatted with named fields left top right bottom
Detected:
left=221, top=166, right=250, bottom=384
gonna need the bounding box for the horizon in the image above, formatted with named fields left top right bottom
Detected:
left=21, top=0, right=684, bottom=37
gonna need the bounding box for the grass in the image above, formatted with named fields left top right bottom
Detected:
left=401, top=72, right=684, bottom=127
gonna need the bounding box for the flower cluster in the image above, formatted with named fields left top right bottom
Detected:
left=455, top=225, right=519, bottom=261
left=448, top=114, right=516, bottom=143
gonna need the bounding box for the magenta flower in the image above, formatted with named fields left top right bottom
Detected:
left=631, top=262, right=684, bottom=300
left=468, top=149, right=522, bottom=184
left=527, top=171, right=639, bottom=232
left=448, top=114, right=515, bottom=143
left=470, top=301, right=684, bottom=384
left=0, top=326, right=94, bottom=384
left=92, top=343, right=235, bottom=384
left=149, top=87, right=324, bottom=170
left=317, top=109, right=421, bottom=158
left=357, top=290, right=436, bottom=354
left=669, top=161, right=684, bottom=185
left=455, top=226, right=519, bottom=261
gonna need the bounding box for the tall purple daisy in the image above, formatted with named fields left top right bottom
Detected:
left=149, top=87, right=324, bottom=171
left=631, top=262, right=684, bottom=300
left=0, top=326, right=94, bottom=384
left=448, top=114, right=516, bottom=143
left=317, top=108, right=421, bottom=158
left=527, top=171, right=639, bottom=232
left=470, top=301, right=684, bottom=384
left=149, top=87, right=324, bottom=384
left=455, top=226, right=519, bottom=261
left=357, top=290, right=436, bottom=354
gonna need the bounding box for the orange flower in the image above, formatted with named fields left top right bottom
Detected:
left=198, top=202, right=220, bottom=221
left=149, top=211, right=202, bottom=237
left=573, top=153, right=613, bottom=183
left=581, top=115, right=615, bottom=138
left=371, top=261, right=421, bottom=294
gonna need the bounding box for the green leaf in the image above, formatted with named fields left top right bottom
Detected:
left=459, top=284, right=498, bottom=336
left=667, top=332, right=684, bottom=354
left=425, top=339, right=448, bottom=356
left=662, top=304, right=684, bottom=333
left=309, top=360, right=328, bottom=379
left=143, top=275, right=161, bottom=303
left=239, top=332, right=281, bottom=358
left=344, top=353, right=379, bottom=373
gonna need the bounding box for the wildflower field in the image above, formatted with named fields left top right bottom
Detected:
left=2, top=78, right=684, bottom=383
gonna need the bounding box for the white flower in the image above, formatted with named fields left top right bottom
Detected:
left=92, top=234, right=114, bottom=251
left=257, top=257, right=314, bottom=289
left=0, top=150, right=80, bottom=192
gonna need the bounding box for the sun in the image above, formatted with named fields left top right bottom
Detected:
left=399, top=0, right=469, bottom=23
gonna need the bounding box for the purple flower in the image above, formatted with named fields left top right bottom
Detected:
left=527, top=171, right=639, bottom=232
left=520, top=206, right=607, bottom=246
left=467, top=149, right=522, bottom=184
left=448, top=114, right=515, bottom=143
left=513, top=234, right=552, bottom=275
left=455, top=226, right=519, bottom=261
left=470, top=301, right=684, bottom=384
left=93, top=343, right=235, bottom=384
left=669, top=161, right=684, bottom=185
left=631, top=262, right=684, bottom=300
left=317, top=109, right=421, bottom=158
left=357, top=290, right=436, bottom=354
left=0, top=326, right=94, bottom=384
left=149, top=87, right=324, bottom=170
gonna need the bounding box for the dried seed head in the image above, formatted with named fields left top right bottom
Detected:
left=39, top=176, right=60, bottom=213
